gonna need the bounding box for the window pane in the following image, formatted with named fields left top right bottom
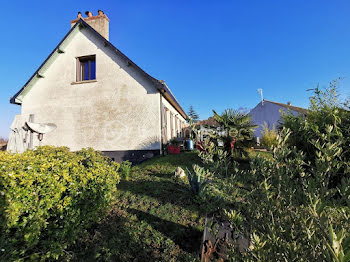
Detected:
left=80, top=62, right=84, bottom=81
left=84, top=61, right=89, bottom=81
left=90, top=60, right=96, bottom=80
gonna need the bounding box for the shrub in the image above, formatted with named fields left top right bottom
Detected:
left=0, top=146, right=120, bottom=261
left=260, top=122, right=278, bottom=149
left=197, top=128, right=349, bottom=260
left=119, top=160, right=132, bottom=180
left=169, top=137, right=181, bottom=146
left=282, top=82, right=350, bottom=189
left=226, top=128, right=350, bottom=261
left=195, top=85, right=349, bottom=260
left=212, top=109, right=257, bottom=157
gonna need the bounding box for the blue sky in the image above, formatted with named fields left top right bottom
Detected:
left=1, top=0, right=350, bottom=138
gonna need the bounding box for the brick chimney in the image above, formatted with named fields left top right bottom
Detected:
left=71, top=10, right=109, bottom=40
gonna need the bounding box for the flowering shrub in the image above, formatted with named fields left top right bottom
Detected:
left=0, top=146, right=120, bottom=261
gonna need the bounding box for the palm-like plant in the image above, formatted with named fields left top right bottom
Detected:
left=213, top=109, right=257, bottom=157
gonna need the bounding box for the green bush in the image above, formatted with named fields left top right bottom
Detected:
left=0, top=146, right=120, bottom=261
left=282, top=82, right=349, bottom=188
left=119, top=160, right=132, bottom=180
left=260, top=122, right=278, bottom=149
left=212, top=109, right=257, bottom=157
left=195, top=85, right=349, bottom=260
left=226, top=128, right=350, bottom=261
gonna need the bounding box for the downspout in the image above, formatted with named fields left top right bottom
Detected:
left=160, top=91, right=164, bottom=156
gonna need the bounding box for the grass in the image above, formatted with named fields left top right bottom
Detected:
left=69, top=152, right=204, bottom=261
left=68, top=150, right=273, bottom=261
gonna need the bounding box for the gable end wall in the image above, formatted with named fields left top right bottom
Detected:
left=20, top=28, right=162, bottom=154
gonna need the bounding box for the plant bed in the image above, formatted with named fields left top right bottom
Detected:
left=201, top=214, right=249, bottom=261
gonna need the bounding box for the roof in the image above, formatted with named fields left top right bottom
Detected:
left=263, top=100, right=308, bottom=114
left=195, top=117, right=219, bottom=127
left=10, top=19, right=187, bottom=119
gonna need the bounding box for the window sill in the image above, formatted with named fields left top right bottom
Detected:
left=71, top=80, right=97, bottom=85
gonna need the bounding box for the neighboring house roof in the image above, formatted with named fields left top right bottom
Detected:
left=196, top=117, right=219, bottom=127
left=10, top=19, right=187, bottom=119
left=263, top=100, right=308, bottom=114
left=0, top=141, right=7, bottom=151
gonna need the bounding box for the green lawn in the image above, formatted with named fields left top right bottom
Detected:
left=69, top=152, right=204, bottom=261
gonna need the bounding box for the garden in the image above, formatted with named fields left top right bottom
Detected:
left=0, top=85, right=349, bottom=261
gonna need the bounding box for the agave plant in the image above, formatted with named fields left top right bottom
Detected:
left=186, top=164, right=212, bottom=195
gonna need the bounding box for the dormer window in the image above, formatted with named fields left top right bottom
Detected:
left=76, top=55, right=96, bottom=81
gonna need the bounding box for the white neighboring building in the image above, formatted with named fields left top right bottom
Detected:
left=249, top=99, right=307, bottom=138
left=9, top=11, right=187, bottom=163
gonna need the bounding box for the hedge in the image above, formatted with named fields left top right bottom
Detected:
left=0, top=146, right=120, bottom=261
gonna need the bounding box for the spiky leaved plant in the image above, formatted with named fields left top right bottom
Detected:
left=212, top=109, right=257, bottom=157
left=186, top=164, right=212, bottom=195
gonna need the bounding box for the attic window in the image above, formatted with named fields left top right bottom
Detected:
left=76, top=55, right=96, bottom=81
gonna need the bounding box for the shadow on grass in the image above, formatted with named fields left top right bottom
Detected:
left=118, top=179, right=236, bottom=217
left=118, top=179, right=202, bottom=213
left=68, top=210, right=160, bottom=262
left=128, top=208, right=202, bottom=254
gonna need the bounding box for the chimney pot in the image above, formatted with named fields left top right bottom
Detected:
left=71, top=10, right=110, bottom=40
left=85, top=11, right=93, bottom=17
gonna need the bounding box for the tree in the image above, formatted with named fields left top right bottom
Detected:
left=213, top=108, right=257, bottom=157
left=188, top=105, right=200, bottom=123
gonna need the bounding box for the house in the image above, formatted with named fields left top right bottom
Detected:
left=9, top=10, right=187, bottom=163
left=249, top=99, right=307, bottom=138
left=194, top=117, right=220, bottom=141
left=0, top=139, right=7, bottom=151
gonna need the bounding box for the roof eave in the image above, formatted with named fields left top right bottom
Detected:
left=159, top=85, right=188, bottom=119
left=10, top=18, right=188, bottom=119
left=9, top=20, right=83, bottom=105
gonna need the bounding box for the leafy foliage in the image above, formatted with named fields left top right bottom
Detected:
left=260, top=122, right=278, bottom=149
left=119, top=160, right=132, bottom=180
left=194, top=86, right=349, bottom=261
left=0, top=146, right=120, bottom=261
left=169, top=137, right=181, bottom=146
left=212, top=109, right=257, bottom=157
left=225, top=128, right=350, bottom=261
left=282, top=82, right=350, bottom=189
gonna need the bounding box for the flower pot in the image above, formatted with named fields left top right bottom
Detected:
left=186, top=140, right=194, bottom=151
left=168, top=145, right=180, bottom=154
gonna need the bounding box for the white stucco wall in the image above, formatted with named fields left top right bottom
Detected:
left=249, top=101, right=300, bottom=138
left=21, top=27, right=162, bottom=151
left=161, top=96, right=186, bottom=141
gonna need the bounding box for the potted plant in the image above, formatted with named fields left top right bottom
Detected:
left=168, top=138, right=181, bottom=154
left=186, top=118, right=198, bottom=151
